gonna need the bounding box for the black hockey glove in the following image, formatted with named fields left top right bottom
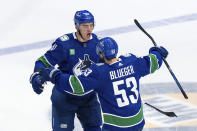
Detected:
left=29, top=72, right=45, bottom=94
left=39, top=67, right=61, bottom=84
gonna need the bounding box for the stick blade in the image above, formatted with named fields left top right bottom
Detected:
left=145, top=102, right=177, bottom=117
left=164, top=112, right=177, bottom=117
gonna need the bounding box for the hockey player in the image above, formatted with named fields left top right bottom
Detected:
left=39, top=37, right=168, bottom=131
left=29, top=10, right=102, bottom=131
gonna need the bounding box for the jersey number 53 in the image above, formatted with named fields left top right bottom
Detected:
left=113, top=77, right=139, bottom=107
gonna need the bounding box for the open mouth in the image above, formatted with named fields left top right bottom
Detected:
left=87, top=33, right=91, bottom=38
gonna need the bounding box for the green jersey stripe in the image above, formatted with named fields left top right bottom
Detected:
left=37, top=55, right=52, bottom=68
left=103, top=105, right=143, bottom=127
left=69, top=75, right=84, bottom=94
left=148, top=54, right=159, bottom=73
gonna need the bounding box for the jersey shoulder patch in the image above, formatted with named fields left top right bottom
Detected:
left=121, top=53, right=132, bottom=57
left=119, top=53, right=138, bottom=63
left=96, top=63, right=104, bottom=66
left=121, top=53, right=138, bottom=59
left=59, top=34, right=69, bottom=41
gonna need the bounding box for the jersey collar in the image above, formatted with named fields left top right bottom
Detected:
left=109, top=58, right=122, bottom=65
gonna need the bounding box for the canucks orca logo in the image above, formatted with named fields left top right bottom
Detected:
left=73, top=54, right=94, bottom=76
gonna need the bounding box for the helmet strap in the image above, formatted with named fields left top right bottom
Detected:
left=78, top=29, right=85, bottom=41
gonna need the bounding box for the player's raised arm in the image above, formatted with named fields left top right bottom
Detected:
left=135, top=46, right=168, bottom=77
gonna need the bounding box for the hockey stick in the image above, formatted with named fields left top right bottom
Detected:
left=134, top=19, right=188, bottom=99
left=145, top=102, right=177, bottom=117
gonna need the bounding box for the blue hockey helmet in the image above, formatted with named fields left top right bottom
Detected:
left=74, top=10, right=94, bottom=25
left=96, top=37, right=118, bottom=59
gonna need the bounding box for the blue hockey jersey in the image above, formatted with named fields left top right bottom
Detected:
left=53, top=51, right=163, bottom=130
left=34, top=32, right=100, bottom=96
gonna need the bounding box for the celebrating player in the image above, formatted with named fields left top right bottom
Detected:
left=29, top=10, right=102, bottom=131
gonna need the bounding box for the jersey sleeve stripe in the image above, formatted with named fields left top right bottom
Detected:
left=37, top=55, right=53, bottom=68
left=69, top=75, right=84, bottom=94
left=148, top=54, right=159, bottom=73
left=103, top=104, right=144, bottom=127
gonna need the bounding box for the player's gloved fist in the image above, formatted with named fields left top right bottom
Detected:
left=149, top=46, right=168, bottom=59
left=29, top=72, right=45, bottom=94
left=39, top=67, right=61, bottom=84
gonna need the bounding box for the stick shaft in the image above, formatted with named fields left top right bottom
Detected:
left=134, top=19, right=188, bottom=99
